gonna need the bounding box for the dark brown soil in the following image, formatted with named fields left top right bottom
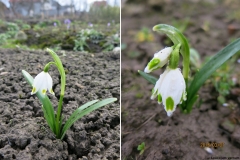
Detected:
left=121, top=1, right=240, bottom=159
left=0, top=48, right=120, bottom=160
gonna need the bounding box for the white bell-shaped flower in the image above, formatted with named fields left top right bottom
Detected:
left=31, top=71, right=55, bottom=95
left=151, top=68, right=186, bottom=117
left=144, top=47, right=173, bottom=73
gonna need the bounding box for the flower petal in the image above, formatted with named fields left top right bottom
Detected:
left=46, top=72, right=55, bottom=95
left=31, top=71, right=45, bottom=95
left=150, top=69, right=169, bottom=100
left=157, top=94, right=162, bottom=104
left=158, top=68, right=186, bottom=116
left=40, top=72, right=49, bottom=95
left=165, top=97, right=176, bottom=117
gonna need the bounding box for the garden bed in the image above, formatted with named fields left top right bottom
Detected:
left=0, top=48, right=120, bottom=160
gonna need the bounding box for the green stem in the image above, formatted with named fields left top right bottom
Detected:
left=56, top=94, right=64, bottom=137
left=153, top=24, right=190, bottom=85
left=56, top=69, right=65, bottom=138
left=46, top=48, right=66, bottom=138
left=169, top=44, right=181, bottom=69
left=43, top=62, right=56, bottom=72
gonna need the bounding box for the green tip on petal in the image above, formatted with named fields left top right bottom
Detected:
left=32, top=87, right=36, bottom=93
left=50, top=89, right=55, bottom=95
left=151, top=88, right=155, bottom=94
left=158, top=94, right=162, bottom=103
left=166, top=97, right=174, bottom=111
left=148, top=58, right=160, bottom=70
left=42, top=89, right=46, bottom=94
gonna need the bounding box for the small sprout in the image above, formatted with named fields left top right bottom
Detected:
left=135, top=93, right=143, bottom=98
left=137, top=142, right=145, bottom=155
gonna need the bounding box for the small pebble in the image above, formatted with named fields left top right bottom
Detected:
left=204, top=147, right=213, bottom=154
left=222, top=103, right=229, bottom=107
left=237, top=59, right=240, bottom=63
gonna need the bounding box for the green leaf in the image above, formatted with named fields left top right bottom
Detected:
left=60, top=98, right=117, bottom=140
left=22, top=70, right=56, bottom=132
left=137, top=142, right=145, bottom=155
left=185, top=95, right=198, bottom=113
left=46, top=48, right=66, bottom=138
left=187, top=38, right=240, bottom=108
left=61, top=99, right=98, bottom=135
left=138, top=70, right=157, bottom=85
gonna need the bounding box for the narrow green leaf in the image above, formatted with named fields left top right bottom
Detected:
left=61, top=98, right=117, bottom=140
left=22, top=70, right=56, bottom=132
left=46, top=48, right=65, bottom=77
left=138, top=70, right=157, bottom=85
left=185, top=95, right=198, bottom=113
left=42, top=105, right=54, bottom=131
left=187, top=38, right=240, bottom=107
left=61, top=99, right=99, bottom=134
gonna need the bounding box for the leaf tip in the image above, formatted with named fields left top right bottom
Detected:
left=22, top=70, right=28, bottom=76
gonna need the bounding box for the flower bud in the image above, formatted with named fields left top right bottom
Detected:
left=144, top=47, right=173, bottom=73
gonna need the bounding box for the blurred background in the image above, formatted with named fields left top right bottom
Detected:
left=0, top=0, right=120, bottom=52
left=121, top=0, right=240, bottom=159
left=0, top=0, right=119, bottom=19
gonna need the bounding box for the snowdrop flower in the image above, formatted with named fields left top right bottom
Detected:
left=151, top=68, right=186, bottom=117
left=144, top=47, right=173, bottom=73
left=31, top=71, right=55, bottom=95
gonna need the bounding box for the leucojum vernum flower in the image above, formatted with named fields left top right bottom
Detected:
left=22, top=48, right=117, bottom=139
left=139, top=24, right=240, bottom=117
